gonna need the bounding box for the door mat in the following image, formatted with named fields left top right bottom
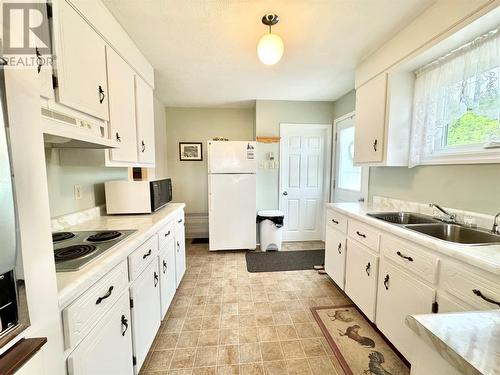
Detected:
left=191, top=238, right=209, bottom=244
left=311, top=305, right=410, bottom=375
left=245, top=249, right=324, bottom=272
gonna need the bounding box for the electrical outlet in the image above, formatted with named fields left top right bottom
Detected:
left=74, top=185, right=82, bottom=200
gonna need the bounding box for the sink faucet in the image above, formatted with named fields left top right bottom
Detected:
left=429, top=203, right=456, bottom=223
left=492, top=212, right=500, bottom=234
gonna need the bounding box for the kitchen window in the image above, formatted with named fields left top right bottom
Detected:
left=409, top=27, right=500, bottom=166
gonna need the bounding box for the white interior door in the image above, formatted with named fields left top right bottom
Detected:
left=333, top=113, right=369, bottom=203
left=279, top=124, right=332, bottom=241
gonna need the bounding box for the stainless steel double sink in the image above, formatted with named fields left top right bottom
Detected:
left=367, top=212, right=500, bottom=245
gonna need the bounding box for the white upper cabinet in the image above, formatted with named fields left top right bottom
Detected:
left=106, top=47, right=138, bottom=163
left=135, top=77, right=155, bottom=165
left=354, top=73, right=387, bottom=164
left=53, top=0, right=109, bottom=120
left=354, top=71, right=413, bottom=166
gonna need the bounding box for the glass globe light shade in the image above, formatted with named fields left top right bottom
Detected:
left=257, top=33, right=284, bottom=65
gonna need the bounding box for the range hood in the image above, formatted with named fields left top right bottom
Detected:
left=41, top=108, right=116, bottom=149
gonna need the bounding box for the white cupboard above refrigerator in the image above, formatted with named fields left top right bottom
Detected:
left=208, top=141, right=257, bottom=251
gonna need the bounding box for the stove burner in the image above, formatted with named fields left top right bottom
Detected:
left=86, top=231, right=122, bottom=243
left=52, top=232, right=76, bottom=243
left=54, top=244, right=97, bottom=262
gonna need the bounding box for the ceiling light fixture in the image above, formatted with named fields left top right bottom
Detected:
left=257, top=14, right=284, bottom=65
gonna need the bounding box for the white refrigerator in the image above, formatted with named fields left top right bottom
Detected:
left=208, top=141, right=257, bottom=251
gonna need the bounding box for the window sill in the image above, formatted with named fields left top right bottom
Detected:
left=416, top=148, right=500, bottom=166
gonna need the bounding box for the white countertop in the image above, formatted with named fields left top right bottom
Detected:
left=406, top=310, right=500, bottom=375
left=327, top=202, right=500, bottom=275
left=56, top=203, right=185, bottom=308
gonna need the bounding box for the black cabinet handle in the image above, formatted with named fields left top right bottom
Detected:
left=472, top=289, right=500, bottom=307
left=356, top=231, right=366, bottom=238
left=96, top=286, right=114, bottom=305
left=121, top=315, right=129, bottom=336
left=383, top=274, right=390, bottom=290
left=373, top=139, right=378, bottom=152
left=331, top=218, right=339, bottom=224
left=164, top=230, right=171, bottom=238
left=141, top=141, right=146, bottom=153
left=177, top=242, right=180, bottom=252
left=98, top=85, right=105, bottom=104
left=178, top=219, right=183, bottom=224
left=365, top=262, right=371, bottom=276
left=35, top=47, right=42, bottom=73
left=396, top=251, right=414, bottom=262
left=154, top=272, right=159, bottom=287
left=142, top=249, right=152, bottom=259
left=163, top=260, right=167, bottom=273
left=337, top=243, right=342, bottom=254
left=115, top=132, right=121, bottom=142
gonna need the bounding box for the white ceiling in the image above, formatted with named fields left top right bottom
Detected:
left=103, top=0, right=435, bottom=108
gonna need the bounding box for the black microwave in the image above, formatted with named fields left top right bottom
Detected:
left=105, top=178, right=173, bottom=214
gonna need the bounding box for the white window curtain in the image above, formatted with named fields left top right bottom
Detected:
left=409, top=27, right=500, bottom=166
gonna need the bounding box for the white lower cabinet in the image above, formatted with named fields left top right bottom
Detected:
left=376, top=258, right=435, bottom=360
left=324, top=226, right=346, bottom=290
left=174, top=226, right=186, bottom=288
left=130, top=259, right=161, bottom=372
left=159, top=239, right=177, bottom=319
left=67, top=291, right=133, bottom=375
left=344, top=239, right=379, bottom=322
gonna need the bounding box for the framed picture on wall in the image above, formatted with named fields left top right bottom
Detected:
left=179, top=142, right=203, bottom=161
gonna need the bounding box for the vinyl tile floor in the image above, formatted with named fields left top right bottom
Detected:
left=140, top=241, right=351, bottom=375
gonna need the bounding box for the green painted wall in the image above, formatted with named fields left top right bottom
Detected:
left=332, top=90, right=500, bottom=215
left=255, top=100, right=335, bottom=211
left=165, top=107, right=255, bottom=214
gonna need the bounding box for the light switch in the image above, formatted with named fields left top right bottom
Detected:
left=74, top=185, right=82, bottom=200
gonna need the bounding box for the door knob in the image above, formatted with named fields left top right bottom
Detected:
left=283, top=191, right=288, bottom=196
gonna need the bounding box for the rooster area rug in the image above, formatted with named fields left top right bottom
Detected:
left=311, top=305, right=410, bottom=375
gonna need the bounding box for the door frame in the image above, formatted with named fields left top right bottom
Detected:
left=331, top=111, right=370, bottom=203
left=278, top=123, right=333, bottom=241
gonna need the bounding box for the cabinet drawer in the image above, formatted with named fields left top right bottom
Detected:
left=440, top=261, right=500, bottom=310
left=128, top=234, right=159, bottom=281
left=381, top=235, right=439, bottom=284
left=326, top=209, right=347, bottom=234
left=62, top=261, right=128, bottom=349
left=348, top=219, right=379, bottom=251
left=345, top=239, right=379, bottom=322
left=158, top=221, right=174, bottom=248
left=324, top=226, right=347, bottom=290
left=174, top=211, right=185, bottom=232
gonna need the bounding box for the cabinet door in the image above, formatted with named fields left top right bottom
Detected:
left=106, top=47, right=138, bottom=163
left=54, top=0, right=109, bottom=120
left=37, top=0, right=54, bottom=99
left=130, top=260, right=161, bottom=372
left=325, top=226, right=346, bottom=290
left=135, top=77, right=155, bottom=164
left=174, top=227, right=186, bottom=288
left=345, top=239, right=379, bottom=321
left=159, top=240, right=177, bottom=319
left=354, top=73, right=387, bottom=163
left=67, top=292, right=133, bottom=375
left=376, top=259, right=435, bottom=361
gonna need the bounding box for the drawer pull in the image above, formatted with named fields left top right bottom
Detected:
left=373, top=139, right=378, bottom=152
left=337, top=242, right=342, bottom=254
left=142, top=249, right=152, bottom=259
left=178, top=219, right=183, bottom=224
left=164, top=230, right=171, bottom=237
left=396, top=251, right=414, bottom=262
left=154, top=272, right=159, bottom=287
left=331, top=218, right=339, bottom=224
left=95, top=286, right=114, bottom=305
left=472, top=289, right=500, bottom=307
left=356, top=231, right=366, bottom=238
left=383, top=274, right=390, bottom=290
left=121, top=315, right=129, bottom=336
left=365, top=262, right=371, bottom=276
left=98, top=85, right=105, bottom=104
left=163, top=260, right=167, bottom=273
